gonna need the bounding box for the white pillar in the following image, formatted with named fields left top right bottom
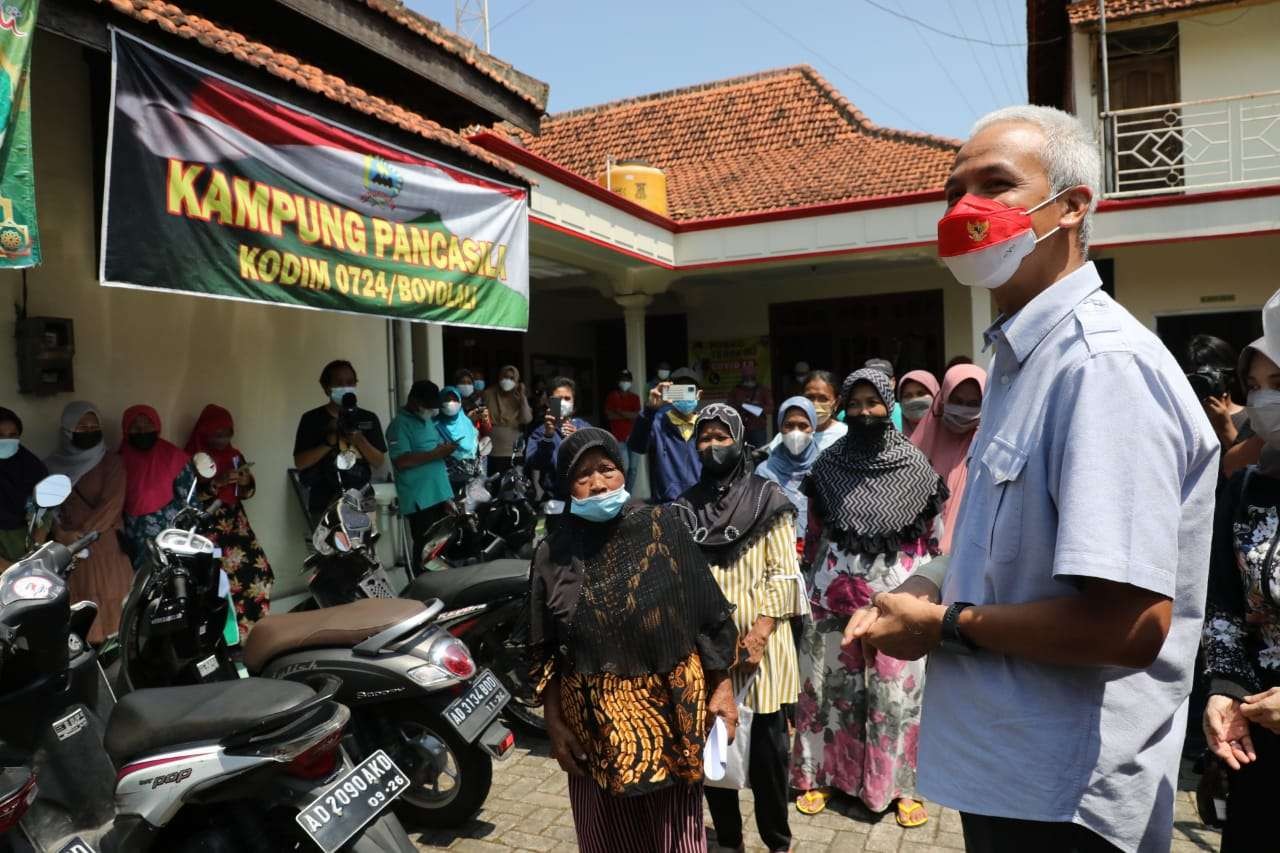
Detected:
left=970, top=286, right=994, bottom=368
left=395, top=320, right=413, bottom=401
left=615, top=293, right=652, bottom=499
left=425, top=323, right=445, bottom=386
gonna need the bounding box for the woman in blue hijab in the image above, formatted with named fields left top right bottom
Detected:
left=755, top=396, right=820, bottom=547
left=434, top=385, right=480, bottom=489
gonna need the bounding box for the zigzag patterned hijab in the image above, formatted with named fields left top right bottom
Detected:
left=809, top=369, right=947, bottom=555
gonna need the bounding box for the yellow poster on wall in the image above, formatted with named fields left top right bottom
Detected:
left=689, top=336, right=771, bottom=402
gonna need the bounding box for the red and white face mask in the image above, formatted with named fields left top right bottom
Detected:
left=936, top=189, right=1067, bottom=289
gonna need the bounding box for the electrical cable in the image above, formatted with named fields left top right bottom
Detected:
left=889, top=0, right=978, bottom=117
left=946, top=0, right=1005, bottom=108
left=971, top=1, right=1019, bottom=103
left=736, top=0, right=928, bottom=130
left=860, top=0, right=1063, bottom=46
left=491, top=0, right=538, bottom=31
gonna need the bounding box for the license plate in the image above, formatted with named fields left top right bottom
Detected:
left=444, top=669, right=510, bottom=742
left=294, top=750, right=408, bottom=853
left=57, top=839, right=96, bottom=853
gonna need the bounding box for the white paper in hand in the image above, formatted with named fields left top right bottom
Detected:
left=741, top=403, right=764, bottom=417
left=703, top=717, right=728, bottom=781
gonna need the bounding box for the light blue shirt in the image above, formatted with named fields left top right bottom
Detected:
left=386, top=408, right=452, bottom=515
left=918, top=263, right=1219, bottom=853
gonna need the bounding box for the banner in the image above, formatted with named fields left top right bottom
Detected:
left=689, top=336, right=771, bottom=402
left=100, top=33, right=529, bottom=329
left=0, top=0, right=41, bottom=268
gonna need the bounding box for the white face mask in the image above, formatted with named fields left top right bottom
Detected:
left=942, top=403, right=981, bottom=432
left=619, top=381, right=632, bottom=392
left=940, top=188, right=1069, bottom=290
left=557, top=400, right=575, bottom=418
left=781, top=430, right=813, bottom=456
left=656, top=369, right=671, bottom=381
left=455, top=383, right=475, bottom=399
left=499, top=378, right=517, bottom=392
left=901, top=396, right=933, bottom=421
left=1248, top=389, right=1280, bottom=447
left=441, top=401, right=461, bottom=417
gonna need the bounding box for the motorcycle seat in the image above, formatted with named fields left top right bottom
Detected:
left=406, top=558, right=529, bottom=610
left=104, top=678, right=316, bottom=767
left=243, top=598, right=427, bottom=673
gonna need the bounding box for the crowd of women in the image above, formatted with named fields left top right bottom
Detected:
left=527, top=358, right=993, bottom=853
left=0, top=401, right=271, bottom=644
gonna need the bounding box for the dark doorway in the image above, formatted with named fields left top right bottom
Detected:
left=1157, top=309, right=1262, bottom=376
left=768, top=290, right=946, bottom=392
left=442, top=326, right=525, bottom=387
left=594, top=313, right=689, bottom=421
left=1106, top=24, right=1182, bottom=194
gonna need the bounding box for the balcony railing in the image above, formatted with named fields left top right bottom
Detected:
left=1101, top=89, right=1280, bottom=198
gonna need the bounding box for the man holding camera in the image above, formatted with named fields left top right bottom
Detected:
left=628, top=366, right=704, bottom=503
left=293, top=359, right=387, bottom=516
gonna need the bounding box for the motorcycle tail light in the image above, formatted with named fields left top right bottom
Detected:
left=434, top=637, right=476, bottom=679
left=284, top=727, right=343, bottom=780
left=0, top=771, right=37, bottom=833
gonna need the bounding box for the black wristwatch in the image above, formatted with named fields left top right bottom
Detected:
left=941, top=602, right=978, bottom=655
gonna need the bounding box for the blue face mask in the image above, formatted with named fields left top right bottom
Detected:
left=329, top=386, right=357, bottom=406
left=673, top=399, right=698, bottom=415
left=0, top=439, right=18, bottom=460
left=473, top=380, right=486, bottom=393
left=570, top=486, right=630, bottom=523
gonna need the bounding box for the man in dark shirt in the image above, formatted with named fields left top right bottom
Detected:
left=293, top=359, right=387, bottom=515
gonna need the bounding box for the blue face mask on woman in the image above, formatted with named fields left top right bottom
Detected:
left=0, top=438, right=18, bottom=460
left=570, top=486, right=630, bottom=522
left=672, top=399, right=698, bottom=415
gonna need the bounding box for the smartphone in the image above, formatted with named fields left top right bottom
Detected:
left=547, top=397, right=566, bottom=419
left=662, top=384, right=697, bottom=403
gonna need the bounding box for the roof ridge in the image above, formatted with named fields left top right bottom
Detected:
left=543, top=65, right=811, bottom=122
left=794, top=66, right=962, bottom=149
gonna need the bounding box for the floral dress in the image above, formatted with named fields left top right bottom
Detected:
left=790, top=533, right=936, bottom=812
left=201, top=477, right=273, bottom=639
left=122, top=464, right=196, bottom=571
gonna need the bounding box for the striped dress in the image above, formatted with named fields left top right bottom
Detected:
left=707, top=514, right=803, bottom=713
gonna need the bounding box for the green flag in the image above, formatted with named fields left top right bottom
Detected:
left=0, top=0, right=40, bottom=268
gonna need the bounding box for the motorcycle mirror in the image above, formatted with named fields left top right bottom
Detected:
left=33, top=474, right=72, bottom=509
left=336, top=449, right=358, bottom=471
left=192, top=452, right=217, bottom=480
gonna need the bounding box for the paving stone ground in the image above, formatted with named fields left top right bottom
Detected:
left=408, top=732, right=1222, bottom=852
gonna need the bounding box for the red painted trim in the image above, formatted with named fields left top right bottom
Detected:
left=529, top=215, right=676, bottom=268
left=1097, top=183, right=1280, bottom=212
left=470, top=131, right=679, bottom=230
left=674, top=190, right=946, bottom=231
left=1093, top=227, right=1280, bottom=250
left=678, top=240, right=936, bottom=270
left=118, top=752, right=208, bottom=782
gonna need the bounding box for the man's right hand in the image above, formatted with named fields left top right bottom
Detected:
left=543, top=414, right=557, bottom=436
left=1204, top=694, right=1256, bottom=770
left=546, top=714, right=589, bottom=777
left=649, top=382, right=670, bottom=409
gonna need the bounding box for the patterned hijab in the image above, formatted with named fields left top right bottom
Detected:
left=676, top=403, right=794, bottom=566
left=809, top=369, right=946, bottom=556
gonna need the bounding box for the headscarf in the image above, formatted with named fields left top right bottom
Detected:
left=44, top=401, right=107, bottom=485
left=809, top=369, right=946, bottom=556
left=898, top=370, right=941, bottom=436
left=434, top=385, right=479, bottom=457
left=0, top=407, right=45, bottom=530
left=1240, top=338, right=1280, bottom=478
left=554, top=427, right=625, bottom=497
left=909, top=364, right=988, bottom=552
left=757, top=397, right=819, bottom=533
left=119, top=405, right=190, bottom=518
left=490, top=365, right=524, bottom=422
left=184, top=404, right=245, bottom=506
left=676, top=403, right=795, bottom=566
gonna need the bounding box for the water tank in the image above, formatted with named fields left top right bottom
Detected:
left=598, top=159, right=669, bottom=216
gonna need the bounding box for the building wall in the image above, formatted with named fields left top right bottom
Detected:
left=1178, top=4, right=1280, bottom=104
left=1, top=34, right=396, bottom=598
left=1094, top=232, right=1277, bottom=327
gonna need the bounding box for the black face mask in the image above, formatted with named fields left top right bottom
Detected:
left=71, top=430, right=103, bottom=450
left=127, top=431, right=159, bottom=452
left=846, top=414, right=892, bottom=436
left=699, top=442, right=742, bottom=477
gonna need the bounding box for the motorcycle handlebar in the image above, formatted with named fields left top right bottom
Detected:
left=68, top=531, right=100, bottom=555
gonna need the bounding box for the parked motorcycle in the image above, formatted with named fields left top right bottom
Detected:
left=1, top=475, right=415, bottom=853
left=116, top=454, right=516, bottom=828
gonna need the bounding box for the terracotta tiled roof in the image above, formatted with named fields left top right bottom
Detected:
left=1067, top=0, right=1240, bottom=24
left=355, top=0, right=549, bottom=111
left=93, top=0, right=526, bottom=181
left=511, top=66, right=959, bottom=221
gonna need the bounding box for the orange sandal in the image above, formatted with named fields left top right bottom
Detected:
left=896, top=798, right=929, bottom=828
